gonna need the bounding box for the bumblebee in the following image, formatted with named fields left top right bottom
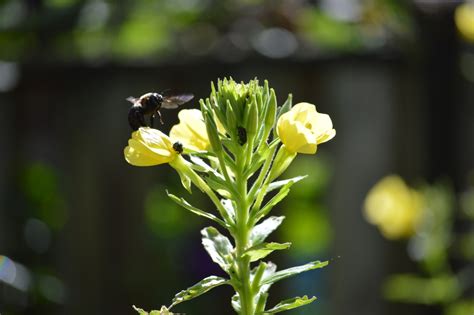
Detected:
left=127, top=92, right=193, bottom=130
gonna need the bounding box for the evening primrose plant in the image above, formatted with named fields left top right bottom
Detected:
left=124, top=78, right=335, bottom=315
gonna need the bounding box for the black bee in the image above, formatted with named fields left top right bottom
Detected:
left=127, top=92, right=194, bottom=131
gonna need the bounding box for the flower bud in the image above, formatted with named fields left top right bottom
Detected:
left=204, top=109, right=223, bottom=154
left=246, top=98, right=259, bottom=139
left=262, top=89, right=277, bottom=141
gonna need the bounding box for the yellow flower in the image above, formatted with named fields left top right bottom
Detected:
left=277, top=102, right=335, bottom=154
left=364, top=175, right=425, bottom=240
left=170, top=109, right=223, bottom=151
left=455, top=2, right=474, bottom=43
left=124, top=127, right=178, bottom=166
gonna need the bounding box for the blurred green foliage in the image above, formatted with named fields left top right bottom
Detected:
left=0, top=0, right=413, bottom=62
left=20, top=162, right=67, bottom=231
left=280, top=154, right=332, bottom=259
left=375, top=179, right=474, bottom=315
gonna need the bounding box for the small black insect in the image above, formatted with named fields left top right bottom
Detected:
left=237, top=126, right=247, bottom=145
left=172, top=141, right=183, bottom=154
left=127, top=92, right=194, bottom=131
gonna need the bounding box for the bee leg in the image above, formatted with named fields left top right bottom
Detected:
left=157, top=110, right=164, bottom=124
left=150, top=114, right=154, bottom=128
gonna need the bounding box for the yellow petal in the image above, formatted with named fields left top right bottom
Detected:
left=124, top=127, right=177, bottom=167
left=135, top=128, right=174, bottom=151
left=363, top=176, right=424, bottom=240
left=124, top=144, right=170, bottom=166
left=277, top=102, right=335, bottom=154
left=290, top=102, right=316, bottom=123
left=455, top=3, right=474, bottom=42
left=170, top=109, right=211, bottom=151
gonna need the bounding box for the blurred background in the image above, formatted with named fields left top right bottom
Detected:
left=0, top=0, right=473, bottom=314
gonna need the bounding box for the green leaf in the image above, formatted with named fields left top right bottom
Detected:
left=166, top=192, right=228, bottom=229
left=176, top=169, right=192, bottom=193
left=264, top=295, right=317, bottom=314
left=234, top=263, right=277, bottom=314
left=262, top=260, right=328, bottom=285
left=171, top=276, right=228, bottom=307
left=231, top=293, right=241, bottom=313
left=250, top=216, right=285, bottom=246
left=221, top=199, right=235, bottom=222
left=254, top=181, right=294, bottom=222
left=201, top=226, right=234, bottom=271
left=266, top=176, right=307, bottom=194
left=250, top=262, right=277, bottom=313
left=132, top=306, right=169, bottom=315
left=256, top=292, right=269, bottom=313
left=132, top=306, right=148, bottom=315
left=252, top=262, right=277, bottom=293
left=244, top=242, right=291, bottom=262
left=205, top=174, right=232, bottom=199
left=245, top=150, right=268, bottom=179
left=189, top=156, right=219, bottom=174
left=383, top=274, right=461, bottom=304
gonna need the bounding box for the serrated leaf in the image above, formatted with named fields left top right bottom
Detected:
left=266, top=176, right=307, bottom=194
left=201, top=227, right=234, bottom=271
left=171, top=276, right=228, bottom=307
left=262, top=260, right=328, bottom=285
left=167, top=192, right=227, bottom=228
left=264, top=295, right=317, bottom=314
left=244, top=242, right=291, bottom=262
left=250, top=216, right=285, bottom=246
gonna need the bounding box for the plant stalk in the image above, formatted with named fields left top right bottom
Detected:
left=234, top=148, right=255, bottom=315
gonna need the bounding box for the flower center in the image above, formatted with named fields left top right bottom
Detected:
left=305, top=122, right=312, bottom=129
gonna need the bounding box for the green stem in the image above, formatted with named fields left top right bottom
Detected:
left=249, top=142, right=278, bottom=212
left=234, top=148, right=255, bottom=315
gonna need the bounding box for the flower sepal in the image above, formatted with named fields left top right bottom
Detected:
left=267, top=145, right=297, bottom=182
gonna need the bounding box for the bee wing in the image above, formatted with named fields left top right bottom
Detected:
left=161, top=93, right=194, bottom=109
left=126, top=96, right=137, bottom=103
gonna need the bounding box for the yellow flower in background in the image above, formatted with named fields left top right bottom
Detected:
left=364, top=175, right=425, bottom=240
left=170, top=109, right=223, bottom=151
left=124, top=127, right=178, bottom=166
left=277, top=102, right=335, bottom=154
left=455, top=2, right=474, bottom=42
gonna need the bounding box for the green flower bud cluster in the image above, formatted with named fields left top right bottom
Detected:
left=200, top=79, right=277, bottom=167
